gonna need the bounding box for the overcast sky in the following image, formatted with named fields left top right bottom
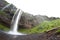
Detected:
left=5, top=0, right=60, bottom=17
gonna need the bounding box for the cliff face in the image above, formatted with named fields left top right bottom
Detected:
left=20, top=13, right=49, bottom=28
left=0, top=0, right=8, bottom=9
left=0, top=0, right=17, bottom=27
left=0, top=0, right=48, bottom=28
left=0, top=0, right=59, bottom=29
left=0, top=11, right=49, bottom=29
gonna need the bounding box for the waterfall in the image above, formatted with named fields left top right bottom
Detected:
left=10, top=9, right=21, bottom=32
left=1, top=4, right=11, bottom=11
left=2, top=4, right=26, bottom=35
left=8, top=9, right=25, bottom=35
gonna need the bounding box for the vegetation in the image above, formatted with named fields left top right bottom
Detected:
left=19, top=19, right=60, bottom=34
left=0, top=24, right=9, bottom=31
left=0, top=11, right=9, bottom=31
left=0, top=11, right=6, bottom=15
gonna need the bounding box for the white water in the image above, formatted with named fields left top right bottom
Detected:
left=8, top=9, right=26, bottom=35
left=11, top=9, right=20, bottom=32
left=1, top=4, right=11, bottom=11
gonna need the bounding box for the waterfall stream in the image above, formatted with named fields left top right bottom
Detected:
left=2, top=4, right=26, bottom=35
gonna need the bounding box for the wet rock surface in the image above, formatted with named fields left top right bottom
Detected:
left=0, top=28, right=60, bottom=40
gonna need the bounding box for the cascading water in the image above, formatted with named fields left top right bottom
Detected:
left=2, top=4, right=26, bottom=35
left=1, top=4, right=12, bottom=11
left=8, top=9, right=25, bottom=35
left=11, top=9, right=20, bottom=32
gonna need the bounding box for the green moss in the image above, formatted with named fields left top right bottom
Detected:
left=56, top=30, right=60, bottom=33
left=0, top=24, right=9, bottom=31
left=0, top=11, right=6, bottom=15
left=56, top=27, right=60, bottom=33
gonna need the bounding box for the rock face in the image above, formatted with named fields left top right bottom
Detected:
left=0, top=0, right=49, bottom=28
left=0, top=0, right=17, bottom=27
left=0, top=0, right=8, bottom=9
left=0, top=0, right=60, bottom=29
left=0, top=11, right=49, bottom=29
left=20, top=13, right=49, bottom=28
left=0, top=27, right=60, bottom=40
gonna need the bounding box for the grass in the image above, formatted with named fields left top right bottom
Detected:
left=19, top=19, right=60, bottom=34
left=0, top=24, right=9, bottom=31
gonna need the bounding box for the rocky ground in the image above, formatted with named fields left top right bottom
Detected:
left=0, top=27, right=60, bottom=40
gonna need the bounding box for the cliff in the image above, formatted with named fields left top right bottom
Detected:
left=0, top=0, right=59, bottom=29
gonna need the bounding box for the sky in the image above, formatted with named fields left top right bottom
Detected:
left=5, top=0, right=60, bottom=17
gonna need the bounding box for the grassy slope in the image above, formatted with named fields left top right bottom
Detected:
left=19, top=19, right=60, bottom=34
